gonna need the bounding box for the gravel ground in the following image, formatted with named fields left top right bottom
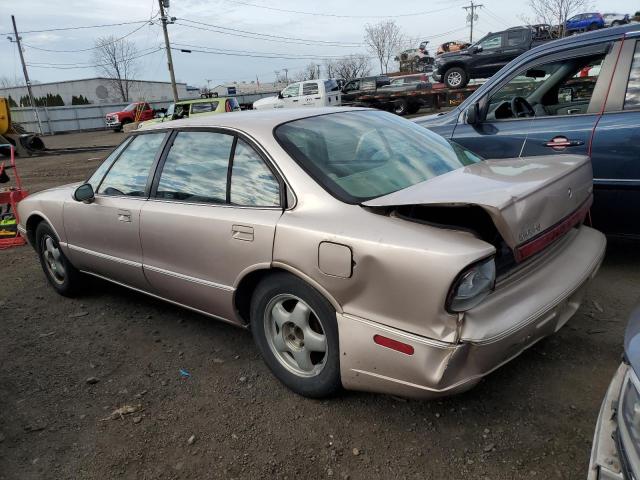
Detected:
left=0, top=130, right=638, bottom=480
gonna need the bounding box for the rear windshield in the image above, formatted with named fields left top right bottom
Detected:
left=274, top=110, right=481, bottom=203
left=324, top=80, right=340, bottom=92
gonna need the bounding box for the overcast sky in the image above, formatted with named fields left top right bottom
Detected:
left=0, top=0, right=634, bottom=88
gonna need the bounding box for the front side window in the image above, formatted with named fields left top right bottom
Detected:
left=479, top=34, right=502, bottom=50
left=155, top=131, right=233, bottom=204
left=281, top=84, right=300, bottom=98
left=625, top=43, right=640, bottom=110
left=87, top=137, right=132, bottom=190
left=97, top=133, right=165, bottom=196
left=275, top=111, right=480, bottom=203
left=486, top=50, right=606, bottom=120
left=344, top=81, right=359, bottom=92
left=230, top=140, right=280, bottom=207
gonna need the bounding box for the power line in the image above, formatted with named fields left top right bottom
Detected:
left=173, top=46, right=362, bottom=61
left=0, top=19, right=154, bottom=36
left=20, top=19, right=157, bottom=53
left=177, top=18, right=363, bottom=47
left=226, top=0, right=466, bottom=19
left=25, top=48, right=164, bottom=69
left=173, top=43, right=352, bottom=59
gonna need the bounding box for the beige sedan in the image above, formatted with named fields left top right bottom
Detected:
left=17, top=108, right=606, bottom=398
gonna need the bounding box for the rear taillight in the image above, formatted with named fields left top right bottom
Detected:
left=446, top=257, right=496, bottom=312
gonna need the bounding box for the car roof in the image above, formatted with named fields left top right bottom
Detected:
left=141, top=107, right=366, bottom=133
left=176, top=97, right=229, bottom=105
left=528, top=22, right=640, bottom=55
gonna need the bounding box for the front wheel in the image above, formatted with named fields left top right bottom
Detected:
left=394, top=99, right=409, bottom=115
left=444, top=67, right=468, bottom=88
left=35, top=222, right=83, bottom=296
left=250, top=273, right=341, bottom=398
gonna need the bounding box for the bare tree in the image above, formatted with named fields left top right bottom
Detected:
left=324, top=54, right=371, bottom=81
left=92, top=36, right=139, bottom=102
left=526, top=0, right=594, bottom=36
left=292, top=63, right=321, bottom=82
left=0, top=76, right=22, bottom=88
left=364, top=20, right=404, bottom=74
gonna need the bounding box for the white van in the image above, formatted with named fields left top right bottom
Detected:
left=253, top=79, right=342, bottom=110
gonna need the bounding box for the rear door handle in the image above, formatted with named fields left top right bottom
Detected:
left=232, top=224, right=254, bottom=242
left=544, top=136, right=585, bottom=150
left=292, top=99, right=299, bottom=102
left=117, top=209, right=132, bottom=222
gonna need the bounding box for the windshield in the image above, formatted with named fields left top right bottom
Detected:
left=123, top=103, right=140, bottom=112
left=274, top=111, right=481, bottom=203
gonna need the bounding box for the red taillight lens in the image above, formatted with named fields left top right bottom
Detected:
left=373, top=335, right=414, bottom=355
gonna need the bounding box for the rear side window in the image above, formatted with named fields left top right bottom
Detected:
left=507, top=30, right=525, bottom=46
left=191, top=102, right=218, bottom=113
left=97, top=133, right=165, bottom=196
left=155, top=131, right=233, bottom=204
left=624, top=43, right=640, bottom=110
left=225, top=98, right=241, bottom=112
left=302, top=82, right=319, bottom=95
left=230, top=140, right=280, bottom=207
left=324, top=80, right=340, bottom=92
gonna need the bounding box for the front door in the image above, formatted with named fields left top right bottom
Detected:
left=450, top=41, right=617, bottom=160
left=140, top=130, right=283, bottom=323
left=64, top=132, right=167, bottom=289
left=280, top=83, right=302, bottom=108
left=471, top=32, right=507, bottom=78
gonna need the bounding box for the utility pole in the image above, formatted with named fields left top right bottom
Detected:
left=316, top=64, right=321, bottom=79
left=462, top=1, right=483, bottom=43
left=158, top=0, right=179, bottom=103
left=283, top=68, right=289, bottom=83
left=10, top=15, right=43, bottom=135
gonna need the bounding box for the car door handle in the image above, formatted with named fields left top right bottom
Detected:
left=232, top=224, right=254, bottom=242
left=117, top=209, right=132, bottom=222
left=544, top=136, right=585, bottom=150
left=292, top=99, right=299, bottom=102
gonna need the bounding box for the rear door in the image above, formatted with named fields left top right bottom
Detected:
left=302, top=81, right=321, bottom=107
left=140, top=130, right=283, bottom=322
left=450, top=41, right=618, bottom=159
left=590, top=36, right=640, bottom=236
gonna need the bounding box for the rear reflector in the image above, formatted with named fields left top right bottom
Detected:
left=514, top=196, right=592, bottom=262
left=373, top=335, right=414, bottom=355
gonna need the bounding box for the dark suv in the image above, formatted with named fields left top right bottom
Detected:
left=417, top=24, right=640, bottom=237
left=433, top=26, right=552, bottom=88
left=340, top=75, right=390, bottom=105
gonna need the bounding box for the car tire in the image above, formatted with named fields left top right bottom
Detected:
left=588, top=22, right=598, bottom=30
left=407, top=103, right=421, bottom=115
left=394, top=99, right=409, bottom=115
left=444, top=67, right=468, bottom=89
left=611, top=21, right=620, bottom=26
left=250, top=272, right=341, bottom=398
left=35, top=222, right=83, bottom=297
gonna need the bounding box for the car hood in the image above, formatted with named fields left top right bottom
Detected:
left=253, top=96, right=279, bottom=109
left=363, top=154, right=593, bottom=254
left=625, top=308, right=640, bottom=378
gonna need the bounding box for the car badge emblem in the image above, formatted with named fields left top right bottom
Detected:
left=567, top=188, right=572, bottom=199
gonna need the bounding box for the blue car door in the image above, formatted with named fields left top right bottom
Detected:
left=589, top=35, right=640, bottom=236
left=450, top=42, right=617, bottom=160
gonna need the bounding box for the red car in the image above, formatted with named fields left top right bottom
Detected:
left=105, top=102, right=154, bottom=132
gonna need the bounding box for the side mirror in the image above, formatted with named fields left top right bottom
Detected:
left=278, top=92, right=284, bottom=99
left=466, top=103, right=480, bottom=125
left=473, top=45, right=483, bottom=53
left=74, top=183, right=95, bottom=203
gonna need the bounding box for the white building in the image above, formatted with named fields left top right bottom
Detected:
left=211, top=81, right=285, bottom=97
left=0, top=78, right=194, bottom=106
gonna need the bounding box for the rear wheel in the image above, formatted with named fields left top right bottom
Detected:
left=35, top=222, right=82, bottom=296
left=407, top=102, right=421, bottom=115
left=588, top=22, right=598, bottom=30
left=393, top=99, right=409, bottom=115
left=444, top=67, right=468, bottom=89
left=250, top=272, right=341, bottom=398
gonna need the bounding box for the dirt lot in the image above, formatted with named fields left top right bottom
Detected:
left=1, top=130, right=638, bottom=480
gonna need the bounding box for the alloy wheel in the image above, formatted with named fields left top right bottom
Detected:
left=263, top=294, right=328, bottom=378
left=42, top=235, right=66, bottom=285
left=447, top=71, right=462, bottom=87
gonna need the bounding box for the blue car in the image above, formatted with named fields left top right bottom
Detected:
left=566, top=12, right=605, bottom=34
left=417, top=24, right=640, bottom=238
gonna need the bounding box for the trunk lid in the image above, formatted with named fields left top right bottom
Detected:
left=363, top=154, right=593, bottom=260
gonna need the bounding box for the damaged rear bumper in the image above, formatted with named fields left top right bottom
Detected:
left=338, top=225, right=606, bottom=399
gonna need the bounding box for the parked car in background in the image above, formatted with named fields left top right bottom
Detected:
left=603, top=13, right=631, bottom=27
left=339, top=75, right=390, bottom=105
left=137, top=97, right=240, bottom=129
left=17, top=108, right=605, bottom=399
left=565, top=13, right=605, bottom=34
left=433, top=26, right=552, bottom=88
left=252, top=79, right=341, bottom=110
left=381, top=74, right=430, bottom=89
left=105, top=102, right=154, bottom=132
left=417, top=23, right=640, bottom=238
left=588, top=308, right=640, bottom=480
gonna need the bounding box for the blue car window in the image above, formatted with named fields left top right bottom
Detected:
left=625, top=43, right=640, bottom=110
